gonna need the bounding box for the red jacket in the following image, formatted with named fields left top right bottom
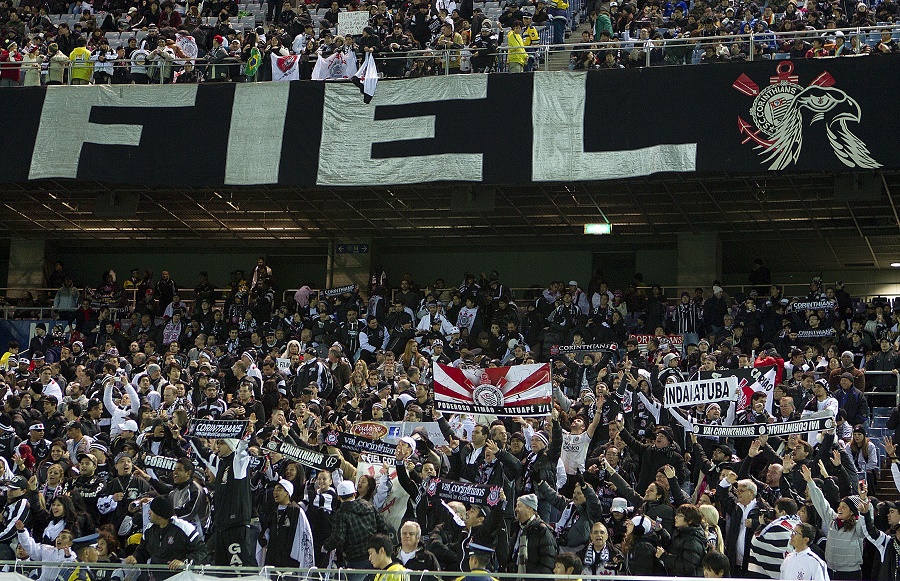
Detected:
left=0, top=50, right=23, bottom=81
left=158, top=10, right=182, bottom=28
left=754, top=353, right=784, bottom=386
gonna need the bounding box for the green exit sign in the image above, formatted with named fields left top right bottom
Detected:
left=584, top=223, right=612, bottom=235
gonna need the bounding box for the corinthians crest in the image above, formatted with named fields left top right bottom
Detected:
left=733, top=61, right=881, bottom=170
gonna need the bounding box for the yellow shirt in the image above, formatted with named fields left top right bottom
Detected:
left=507, top=30, right=527, bottom=64
left=374, top=562, right=408, bottom=581
left=69, top=46, right=93, bottom=81
left=523, top=25, right=540, bottom=46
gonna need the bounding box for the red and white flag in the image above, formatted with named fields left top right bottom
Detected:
left=271, top=54, right=300, bottom=82
left=433, top=363, right=551, bottom=417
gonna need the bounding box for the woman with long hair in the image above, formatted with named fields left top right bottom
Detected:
left=39, top=462, right=67, bottom=503
left=849, top=425, right=879, bottom=494
left=802, top=465, right=871, bottom=579
left=698, top=503, right=724, bottom=554
left=356, top=474, right=376, bottom=503
left=400, top=339, right=425, bottom=370
left=43, top=495, right=88, bottom=543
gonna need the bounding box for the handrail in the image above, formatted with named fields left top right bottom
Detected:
left=0, top=559, right=741, bottom=580
left=1, top=21, right=897, bottom=86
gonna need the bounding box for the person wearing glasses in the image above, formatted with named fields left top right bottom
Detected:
left=781, top=523, right=829, bottom=581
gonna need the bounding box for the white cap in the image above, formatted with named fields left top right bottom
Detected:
left=611, top=497, right=633, bottom=513
left=277, top=478, right=294, bottom=498
left=568, top=280, right=578, bottom=286
left=336, top=480, right=356, bottom=497
left=119, top=419, right=139, bottom=432
left=398, top=436, right=417, bottom=449
left=450, top=326, right=460, bottom=334
left=631, top=515, right=652, bottom=534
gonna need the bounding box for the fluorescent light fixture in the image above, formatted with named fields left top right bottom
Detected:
left=584, top=223, right=612, bottom=235
left=891, top=262, right=900, bottom=268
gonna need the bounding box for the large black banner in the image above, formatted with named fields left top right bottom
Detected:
left=1, top=58, right=895, bottom=187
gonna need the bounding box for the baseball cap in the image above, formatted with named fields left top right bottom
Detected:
left=118, top=419, right=139, bottom=432
left=336, top=480, right=356, bottom=497
left=77, top=452, right=98, bottom=465
left=6, top=476, right=27, bottom=490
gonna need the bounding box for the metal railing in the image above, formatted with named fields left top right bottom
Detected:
left=0, top=560, right=719, bottom=581
left=2, top=22, right=898, bottom=87
left=862, top=369, right=900, bottom=408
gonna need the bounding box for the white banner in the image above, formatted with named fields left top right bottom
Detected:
left=276, top=357, right=292, bottom=374
left=312, top=51, right=358, bottom=81
left=337, top=11, right=369, bottom=37
left=271, top=54, right=300, bottom=82
left=664, top=376, right=739, bottom=409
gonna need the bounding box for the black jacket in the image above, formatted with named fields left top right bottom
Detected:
left=661, top=524, right=707, bottom=577
left=132, top=517, right=208, bottom=574
left=510, top=516, right=557, bottom=574
left=619, top=426, right=684, bottom=495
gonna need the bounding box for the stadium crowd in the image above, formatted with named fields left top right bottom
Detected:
left=0, top=0, right=898, bottom=84
left=0, top=260, right=898, bottom=580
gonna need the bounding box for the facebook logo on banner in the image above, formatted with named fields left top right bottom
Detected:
left=387, top=426, right=402, bottom=439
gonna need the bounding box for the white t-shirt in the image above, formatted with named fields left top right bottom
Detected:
left=780, top=548, right=830, bottom=581
left=561, top=431, right=591, bottom=474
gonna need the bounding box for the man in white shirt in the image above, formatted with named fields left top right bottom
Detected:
left=557, top=398, right=603, bottom=482
left=781, top=523, right=829, bottom=581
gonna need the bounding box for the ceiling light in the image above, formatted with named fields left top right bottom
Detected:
left=891, top=263, right=900, bottom=268
left=584, top=223, right=612, bottom=235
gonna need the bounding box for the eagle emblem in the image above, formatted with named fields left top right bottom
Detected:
left=733, top=61, right=880, bottom=170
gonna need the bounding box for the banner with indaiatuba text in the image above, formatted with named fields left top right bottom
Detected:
left=3, top=59, right=897, bottom=187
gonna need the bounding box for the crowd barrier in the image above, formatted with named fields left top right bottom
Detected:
left=0, top=561, right=724, bottom=581
left=1, top=22, right=899, bottom=85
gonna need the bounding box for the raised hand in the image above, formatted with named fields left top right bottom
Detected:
left=748, top=440, right=761, bottom=458
left=800, top=464, right=813, bottom=483
left=885, top=436, right=896, bottom=457
left=832, top=449, right=842, bottom=467
left=782, top=454, right=795, bottom=472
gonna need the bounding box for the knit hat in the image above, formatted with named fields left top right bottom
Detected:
left=853, top=425, right=867, bottom=436
left=663, top=352, right=680, bottom=365
left=277, top=478, right=294, bottom=498
left=518, top=493, right=538, bottom=511
left=150, top=496, right=174, bottom=519
left=842, top=495, right=864, bottom=516
left=532, top=431, right=549, bottom=448
left=655, top=426, right=675, bottom=444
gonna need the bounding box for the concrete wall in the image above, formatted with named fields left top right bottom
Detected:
left=376, top=249, right=594, bottom=294
left=51, top=248, right=328, bottom=294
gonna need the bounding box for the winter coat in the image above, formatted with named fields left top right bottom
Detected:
left=536, top=480, right=601, bottom=553
left=510, top=516, right=557, bottom=574
left=661, top=524, right=707, bottom=577
left=619, top=426, right=684, bottom=494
